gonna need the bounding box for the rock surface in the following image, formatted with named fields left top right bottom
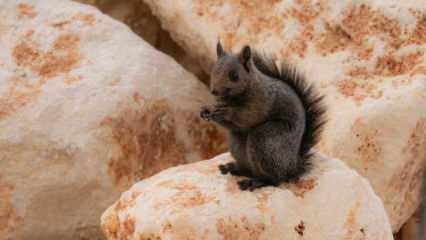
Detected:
left=101, top=153, right=393, bottom=240
left=0, top=0, right=226, bottom=239
left=142, top=0, right=426, bottom=231
left=74, top=0, right=208, bottom=82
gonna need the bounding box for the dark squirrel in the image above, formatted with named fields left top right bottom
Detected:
left=200, top=42, right=326, bottom=191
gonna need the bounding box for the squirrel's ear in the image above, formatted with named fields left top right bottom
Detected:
left=216, top=41, right=225, bottom=58
left=239, top=45, right=251, bottom=72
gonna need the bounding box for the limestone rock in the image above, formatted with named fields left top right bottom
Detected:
left=74, top=0, right=209, bottom=82
left=399, top=209, right=423, bottom=240
left=101, top=153, right=393, bottom=240
left=142, top=0, right=426, bottom=230
left=74, top=0, right=161, bottom=44
left=0, top=0, right=226, bottom=239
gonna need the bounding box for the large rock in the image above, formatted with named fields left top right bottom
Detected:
left=399, top=208, right=423, bottom=240
left=101, top=153, right=393, bottom=240
left=142, top=0, right=426, bottom=231
left=74, top=0, right=209, bottom=82
left=0, top=0, right=226, bottom=239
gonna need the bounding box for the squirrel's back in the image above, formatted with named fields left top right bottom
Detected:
left=252, top=52, right=327, bottom=167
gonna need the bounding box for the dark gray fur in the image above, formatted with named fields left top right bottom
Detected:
left=200, top=42, right=326, bottom=191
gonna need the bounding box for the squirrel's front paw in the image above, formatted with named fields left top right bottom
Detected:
left=200, top=106, right=212, bottom=120
left=200, top=105, right=231, bottom=122
left=210, top=105, right=230, bottom=121
left=218, top=164, right=229, bottom=174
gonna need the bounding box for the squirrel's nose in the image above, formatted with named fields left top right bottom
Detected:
left=211, top=90, right=219, bottom=96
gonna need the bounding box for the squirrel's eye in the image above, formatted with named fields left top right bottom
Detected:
left=228, top=69, right=239, bottom=82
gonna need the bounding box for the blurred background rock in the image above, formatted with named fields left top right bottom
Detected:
left=75, top=0, right=209, bottom=83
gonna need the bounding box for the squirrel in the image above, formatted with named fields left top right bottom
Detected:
left=200, top=42, right=326, bottom=191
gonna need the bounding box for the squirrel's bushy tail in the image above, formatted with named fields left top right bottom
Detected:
left=252, top=52, right=327, bottom=172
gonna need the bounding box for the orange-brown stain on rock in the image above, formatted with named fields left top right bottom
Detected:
left=255, top=190, right=273, bottom=212
left=155, top=179, right=217, bottom=210
left=315, top=21, right=376, bottom=61
left=388, top=158, right=420, bottom=223
left=139, top=234, right=161, bottom=240
left=407, top=11, right=426, bottom=45
left=388, top=118, right=426, bottom=222
left=341, top=4, right=403, bottom=48
left=0, top=75, right=42, bottom=119
left=185, top=112, right=227, bottom=160
left=336, top=4, right=425, bottom=79
left=336, top=77, right=384, bottom=104
left=40, top=33, right=81, bottom=78
left=114, top=191, right=142, bottom=212
left=343, top=201, right=366, bottom=240
left=286, top=36, right=309, bottom=59
left=133, top=92, right=144, bottom=105
left=282, top=0, right=322, bottom=59
left=102, top=213, right=138, bottom=240
left=104, top=99, right=226, bottom=188
left=103, top=100, right=188, bottom=188
left=345, top=202, right=360, bottom=228
left=216, top=216, right=266, bottom=240
left=409, top=65, right=426, bottom=77
left=157, top=179, right=198, bottom=191
left=64, top=75, right=83, bottom=85
left=316, top=24, right=352, bottom=56
left=13, top=41, right=40, bottom=70
left=16, top=3, right=37, bottom=19
left=114, top=199, right=126, bottom=212
left=404, top=118, right=426, bottom=161
left=161, top=217, right=200, bottom=240
left=344, top=201, right=361, bottom=238
left=130, top=191, right=143, bottom=204
left=102, top=214, right=120, bottom=239
left=283, top=178, right=317, bottom=198
left=195, top=0, right=422, bottom=83
left=13, top=33, right=81, bottom=78
left=374, top=51, right=423, bottom=76
left=0, top=178, right=24, bottom=237
left=289, top=0, right=321, bottom=24
left=3, top=33, right=82, bottom=119
left=346, top=67, right=370, bottom=78
left=351, top=118, right=382, bottom=163
left=193, top=0, right=284, bottom=51
left=123, top=215, right=136, bottom=237
left=73, top=13, right=96, bottom=26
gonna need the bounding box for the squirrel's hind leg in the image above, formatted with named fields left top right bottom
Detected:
left=246, top=120, right=303, bottom=187
left=237, top=178, right=278, bottom=191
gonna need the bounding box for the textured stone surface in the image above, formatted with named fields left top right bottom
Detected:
left=0, top=0, right=226, bottom=239
left=74, top=0, right=208, bottom=83
left=399, top=208, right=423, bottom=240
left=142, top=0, right=426, bottom=231
left=101, top=153, right=393, bottom=240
